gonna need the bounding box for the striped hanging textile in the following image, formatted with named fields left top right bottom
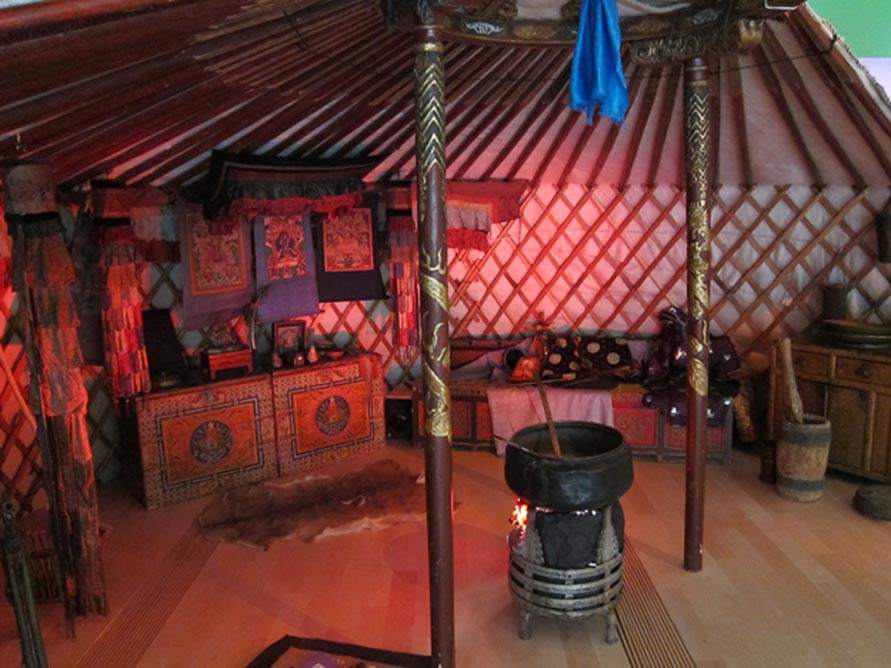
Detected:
left=388, top=214, right=418, bottom=365
left=99, top=226, right=151, bottom=398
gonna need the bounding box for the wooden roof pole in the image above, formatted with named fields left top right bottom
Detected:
left=683, top=57, right=712, bottom=573
left=629, top=16, right=767, bottom=572
left=0, top=0, right=195, bottom=35
left=414, top=6, right=456, bottom=667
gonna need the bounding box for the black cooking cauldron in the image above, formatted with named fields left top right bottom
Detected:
left=504, top=421, right=633, bottom=511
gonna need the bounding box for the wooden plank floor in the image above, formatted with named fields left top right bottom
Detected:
left=2, top=444, right=891, bottom=668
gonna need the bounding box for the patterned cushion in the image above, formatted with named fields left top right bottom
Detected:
left=540, top=335, right=581, bottom=380
left=578, top=336, right=632, bottom=373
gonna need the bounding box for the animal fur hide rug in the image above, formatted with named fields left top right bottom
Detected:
left=197, top=459, right=428, bottom=550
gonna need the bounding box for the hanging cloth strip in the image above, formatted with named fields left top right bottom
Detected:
left=569, top=0, right=628, bottom=125
left=58, top=407, right=108, bottom=614
left=98, top=225, right=151, bottom=399
left=388, top=214, right=419, bottom=364
left=70, top=211, right=106, bottom=365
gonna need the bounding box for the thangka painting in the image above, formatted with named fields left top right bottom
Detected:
left=263, top=215, right=306, bottom=280
left=187, top=213, right=249, bottom=295
left=323, top=208, right=374, bottom=272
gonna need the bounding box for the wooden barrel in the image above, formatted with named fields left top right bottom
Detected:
left=776, top=414, right=831, bottom=502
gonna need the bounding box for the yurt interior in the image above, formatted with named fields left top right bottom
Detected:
left=2, top=2, right=891, bottom=667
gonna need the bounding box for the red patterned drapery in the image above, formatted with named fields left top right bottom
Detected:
left=98, top=225, right=151, bottom=399
left=230, top=192, right=363, bottom=221
left=19, top=227, right=88, bottom=415
left=389, top=214, right=418, bottom=364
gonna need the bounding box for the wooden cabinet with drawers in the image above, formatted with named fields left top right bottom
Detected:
left=130, top=354, right=385, bottom=508
left=769, top=340, right=891, bottom=481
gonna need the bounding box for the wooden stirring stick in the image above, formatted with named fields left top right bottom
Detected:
left=780, top=337, right=804, bottom=424
left=536, top=377, right=563, bottom=458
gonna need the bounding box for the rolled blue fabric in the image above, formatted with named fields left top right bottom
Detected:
left=569, top=0, right=628, bottom=125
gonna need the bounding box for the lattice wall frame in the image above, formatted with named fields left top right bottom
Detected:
left=448, top=184, right=891, bottom=355
left=2, top=183, right=891, bottom=504
left=0, top=281, right=46, bottom=513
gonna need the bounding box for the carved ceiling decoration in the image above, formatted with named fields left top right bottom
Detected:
left=432, top=0, right=807, bottom=46
left=630, top=17, right=764, bottom=64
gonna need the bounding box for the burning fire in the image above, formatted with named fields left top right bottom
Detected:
left=510, top=499, right=529, bottom=528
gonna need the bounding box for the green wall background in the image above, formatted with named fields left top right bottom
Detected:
left=808, top=0, right=891, bottom=56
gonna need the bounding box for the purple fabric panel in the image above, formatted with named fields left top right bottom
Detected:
left=180, top=206, right=255, bottom=329
left=254, top=213, right=320, bottom=322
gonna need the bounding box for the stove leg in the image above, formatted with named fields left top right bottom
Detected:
left=605, top=610, right=618, bottom=644
left=518, top=609, right=533, bottom=640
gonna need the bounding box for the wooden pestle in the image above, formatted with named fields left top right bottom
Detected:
left=780, top=337, right=804, bottom=424
left=536, top=378, right=563, bottom=458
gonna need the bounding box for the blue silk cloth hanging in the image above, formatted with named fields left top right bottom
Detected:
left=569, top=0, right=628, bottom=125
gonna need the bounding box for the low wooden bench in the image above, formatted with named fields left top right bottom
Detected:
left=413, top=380, right=732, bottom=464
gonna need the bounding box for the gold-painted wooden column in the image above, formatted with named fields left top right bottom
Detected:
left=414, top=18, right=456, bottom=668
left=683, top=56, right=711, bottom=573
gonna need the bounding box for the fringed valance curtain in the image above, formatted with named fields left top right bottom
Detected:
left=412, top=180, right=528, bottom=252
left=197, top=150, right=376, bottom=221
left=91, top=185, right=178, bottom=263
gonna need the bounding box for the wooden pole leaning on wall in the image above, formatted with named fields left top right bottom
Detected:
left=2, top=503, right=49, bottom=668
left=414, top=13, right=456, bottom=668
left=683, top=56, right=712, bottom=573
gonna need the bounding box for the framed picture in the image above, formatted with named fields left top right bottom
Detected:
left=274, top=320, right=306, bottom=358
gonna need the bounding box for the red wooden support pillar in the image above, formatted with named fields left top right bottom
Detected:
left=683, top=56, right=711, bottom=572
left=414, top=11, right=456, bottom=668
